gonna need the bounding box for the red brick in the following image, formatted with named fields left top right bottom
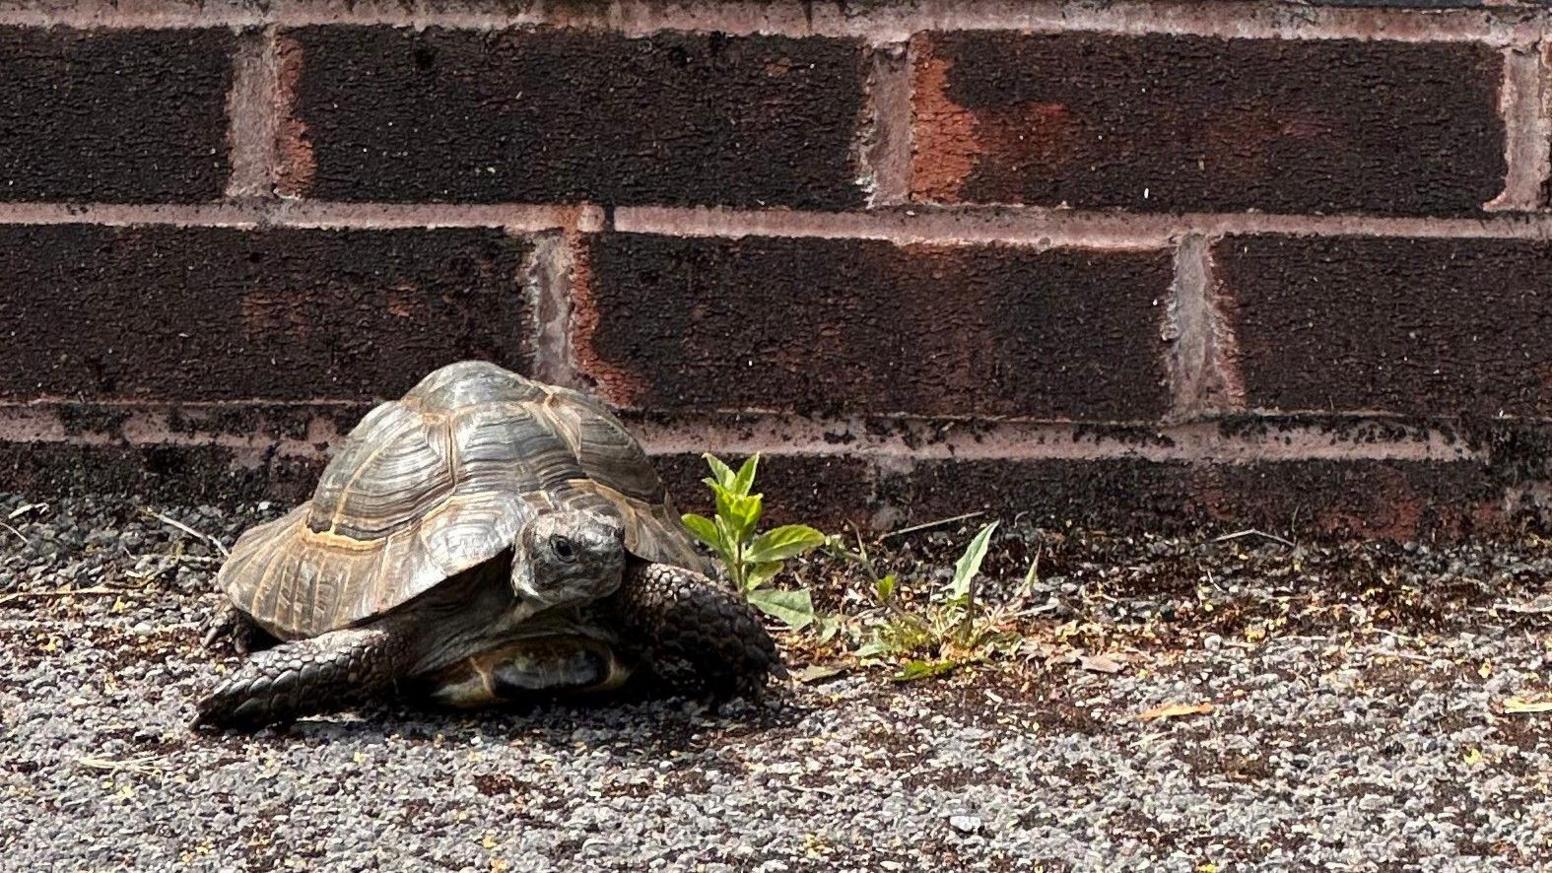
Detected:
left=0, top=28, right=233, bottom=202
left=1217, top=236, right=1552, bottom=417
left=0, top=226, right=531, bottom=402
left=912, top=32, right=1504, bottom=214
left=286, top=27, right=866, bottom=209
left=578, top=233, right=1173, bottom=420
left=879, top=458, right=1506, bottom=541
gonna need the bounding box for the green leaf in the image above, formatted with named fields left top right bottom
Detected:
left=713, top=487, right=736, bottom=527
left=891, top=659, right=958, bottom=682
left=732, top=454, right=760, bottom=498
left=873, top=616, right=932, bottom=655
left=855, top=639, right=888, bottom=660
left=681, top=513, right=721, bottom=551
left=744, top=524, right=826, bottom=563
left=813, top=614, right=842, bottom=645
left=743, top=561, right=784, bottom=594
left=948, top=521, right=1000, bottom=601
left=703, top=453, right=737, bottom=491
left=748, top=587, right=815, bottom=629
left=1022, top=553, right=1040, bottom=594
left=712, top=515, right=739, bottom=564
left=712, top=489, right=761, bottom=542
left=874, top=573, right=898, bottom=604
left=727, top=493, right=763, bottom=542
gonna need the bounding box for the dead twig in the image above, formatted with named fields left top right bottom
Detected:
left=882, top=511, right=986, bottom=541
left=0, top=520, right=26, bottom=546
left=0, top=586, right=142, bottom=606
left=1212, top=528, right=1296, bottom=549
left=1357, top=646, right=1434, bottom=665
left=142, top=509, right=230, bottom=558
left=1474, top=599, right=1552, bottom=615
left=131, top=553, right=222, bottom=565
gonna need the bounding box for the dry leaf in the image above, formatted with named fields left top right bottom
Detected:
left=1079, top=653, right=1126, bottom=674
left=1139, top=702, right=1214, bottom=721
left=1463, top=747, right=1484, bottom=766
left=792, top=664, right=847, bottom=684
left=1504, top=697, right=1552, bottom=714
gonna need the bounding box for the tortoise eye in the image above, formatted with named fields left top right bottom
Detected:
left=551, top=535, right=577, bottom=562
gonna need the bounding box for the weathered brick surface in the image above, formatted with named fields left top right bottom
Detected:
left=0, top=28, right=233, bottom=202
left=0, top=4, right=1543, bottom=546
left=1302, top=1, right=1499, bottom=6
left=911, top=32, right=1504, bottom=214
left=1218, top=236, right=1552, bottom=417
left=0, top=226, right=531, bottom=401
left=1, top=443, right=325, bottom=506
left=879, top=458, right=1505, bottom=541
left=286, top=27, right=867, bottom=208
left=579, top=233, right=1174, bottom=420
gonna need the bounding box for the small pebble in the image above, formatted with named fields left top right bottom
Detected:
left=948, top=815, right=983, bottom=834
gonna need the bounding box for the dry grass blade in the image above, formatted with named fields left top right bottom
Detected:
left=881, top=511, right=985, bottom=541
left=1478, top=596, right=1552, bottom=615
left=1212, top=529, right=1295, bottom=549
left=1503, top=697, right=1552, bottom=714
left=7, top=502, right=46, bottom=520
left=76, top=754, right=164, bottom=776
left=0, top=586, right=142, bottom=606
left=0, top=520, right=26, bottom=545
left=142, top=509, right=230, bottom=558
left=1138, top=702, right=1214, bottom=721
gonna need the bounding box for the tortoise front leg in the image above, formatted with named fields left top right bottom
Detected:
left=193, top=627, right=414, bottom=729
left=610, top=562, right=788, bottom=698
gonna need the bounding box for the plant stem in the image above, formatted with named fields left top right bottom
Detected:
left=733, top=536, right=747, bottom=594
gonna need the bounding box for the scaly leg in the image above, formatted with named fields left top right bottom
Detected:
left=609, top=562, right=788, bottom=699
left=193, top=627, right=413, bottom=729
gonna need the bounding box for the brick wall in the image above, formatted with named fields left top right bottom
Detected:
left=5, top=0, right=1552, bottom=541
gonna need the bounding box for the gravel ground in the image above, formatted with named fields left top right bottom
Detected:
left=4, top=495, right=1552, bottom=871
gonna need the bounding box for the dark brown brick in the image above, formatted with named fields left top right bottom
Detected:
left=1218, top=236, right=1552, bottom=417
left=0, top=442, right=324, bottom=507
left=1302, top=1, right=1494, bottom=5
left=0, top=28, right=233, bottom=202
left=654, top=452, right=876, bottom=531
left=879, top=458, right=1507, bottom=541
left=288, top=27, right=866, bottom=208
left=912, top=32, right=1504, bottom=214
left=579, top=234, right=1173, bottom=420
left=0, top=226, right=531, bottom=402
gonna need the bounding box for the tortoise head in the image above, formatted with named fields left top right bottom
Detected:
left=510, top=510, right=627, bottom=609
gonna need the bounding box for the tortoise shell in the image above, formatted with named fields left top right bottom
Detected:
left=217, top=361, right=709, bottom=639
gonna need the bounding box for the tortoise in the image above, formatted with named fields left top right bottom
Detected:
left=195, top=360, right=784, bottom=728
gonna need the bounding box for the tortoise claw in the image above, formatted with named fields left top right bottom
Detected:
left=200, top=604, right=247, bottom=656
left=200, top=603, right=276, bottom=657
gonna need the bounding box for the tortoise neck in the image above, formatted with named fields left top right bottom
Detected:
left=394, top=558, right=617, bottom=675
